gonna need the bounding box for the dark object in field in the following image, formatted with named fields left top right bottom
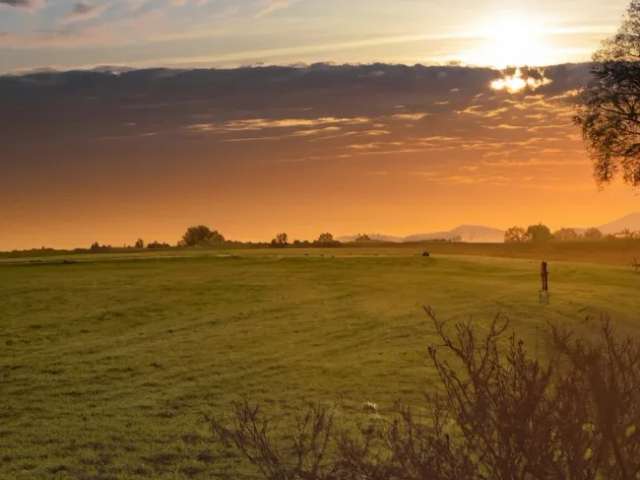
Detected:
left=540, top=261, right=549, bottom=291
left=23, top=259, right=77, bottom=267
left=540, top=261, right=549, bottom=304
left=422, top=251, right=431, bottom=257
left=633, top=258, right=640, bottom=273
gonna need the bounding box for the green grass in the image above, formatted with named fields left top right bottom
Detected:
left=4, top=239, right=640, bottom=265
left=1, top=248, right=640, bottom=479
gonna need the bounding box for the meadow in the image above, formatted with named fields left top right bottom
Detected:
left=2, top=245, right=640, bottom=479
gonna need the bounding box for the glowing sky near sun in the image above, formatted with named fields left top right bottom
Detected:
left=0, top=0, right=631, bottom=73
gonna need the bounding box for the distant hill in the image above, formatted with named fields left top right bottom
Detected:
left=339, top=225, right=505, bottom=244
left=338, top=214, right=640, bottom=245
left=598, top=213, right=640, bottom=235
left=404, top=225, right=505, bottom=243
left=337, top=234, right=405, bottom=243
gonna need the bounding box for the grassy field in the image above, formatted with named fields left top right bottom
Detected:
left=3, top=240, right=640, bottom=265
left=2, top=247, right=640, bottom=479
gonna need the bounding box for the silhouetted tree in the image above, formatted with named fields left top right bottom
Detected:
left=584, top=227, right=604, bottom=240
left=504, top=226, right=529, bottom=243
left=134, top=238, right=145, bottom=249
left=554, top=228, right=580, bottom=241
left=271, top=233, right=288, bottom=248
left=317, top=233, right=335, bottom=243
left=614, top=228, right=640, bottom=239
left=89, top=242, right=114, bottom=252
left=526, top=224, right=553, bottom=243
left=355, top=234, right=371, bottom=243
left=576, top=0, right=640, bottom=186
left=182, top=225, right=225, bottom=247
left=293, top=240, right=312, bottom=247
left=315, top=233, right=340, bottom=247
left=147, top=241, right=171, bottom=249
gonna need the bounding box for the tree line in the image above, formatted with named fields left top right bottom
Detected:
left=179, top=226, right=342, bottom=249
left=504, top=224, right=640, bottom=243
left=84, top=226, right=345, bottom=252
left=84, top=227, right=405, bottom=253
left=77, top=223, right=640, bottom=253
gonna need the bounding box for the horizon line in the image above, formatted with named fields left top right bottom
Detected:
left=1, top=60, right=595, bottom=78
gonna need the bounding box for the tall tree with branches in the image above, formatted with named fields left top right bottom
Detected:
left=576, top=1, right=640, bottom=186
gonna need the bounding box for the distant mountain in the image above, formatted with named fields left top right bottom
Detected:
left=404, top=225, right=505, bottom=243
left=337, top=233, right=404, bottom=243
left=598, top=213, right=640, bottom=235
left=339, top=225, right=505, bottom=244
left=338, top=214, right=640, bottom=245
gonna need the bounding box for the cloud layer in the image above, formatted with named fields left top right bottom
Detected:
left=2, top=63, right=636, bottom=250
left=0, top=0, right=627, bottom=74
left=64, top=1, right=108, bottom=23
left=0, top=0, right=43, bottom=9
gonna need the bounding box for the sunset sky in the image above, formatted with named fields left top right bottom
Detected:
left=0, top=0, right=631, bottom=72
left=1, top=0, right=639, bottom=250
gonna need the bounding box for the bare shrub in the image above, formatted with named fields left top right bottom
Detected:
left=211, top=402, right=337, bottom=480
left=210, top=309, right=640, bottom=480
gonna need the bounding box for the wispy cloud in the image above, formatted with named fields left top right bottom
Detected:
left=187, top=117, right=371, bottom=134
left=0, top=0, right=44, bottom=10
left=63, top=2, right=108, bottom=23
left=391, top=113, right=430, bottom=121
left=255, top=0, right=299, bottom=18
left=171, top=0, right=210, bottom=6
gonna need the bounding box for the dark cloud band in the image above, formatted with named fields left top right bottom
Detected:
left=0, top=0, right=43, bottom=9
left=65, top=1, right=104, bottom=22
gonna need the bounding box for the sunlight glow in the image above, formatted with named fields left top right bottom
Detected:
left=463, top=12, right=555, bottom=68
left=490, top=68, right=551, bottom=93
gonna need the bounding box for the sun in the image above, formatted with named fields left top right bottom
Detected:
left=462, top=12, right=554, bottom=69
left=490, top=69, right=529, bottom=93
left=490, top=68, right=551, bottom=93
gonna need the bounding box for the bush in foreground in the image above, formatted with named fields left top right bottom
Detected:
left=211, top=308, right=640, bottom=480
